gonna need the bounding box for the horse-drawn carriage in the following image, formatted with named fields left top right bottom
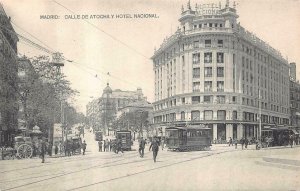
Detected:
left=1, top=136, right=34, bottom=160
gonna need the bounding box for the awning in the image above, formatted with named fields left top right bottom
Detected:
left=291, top=129, right=299, bottom=135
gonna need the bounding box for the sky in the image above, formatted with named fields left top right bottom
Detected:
left=2, top=0, right=300, bottom=114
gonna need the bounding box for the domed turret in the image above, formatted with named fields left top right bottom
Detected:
left=103, top=83, right=112, bottom=94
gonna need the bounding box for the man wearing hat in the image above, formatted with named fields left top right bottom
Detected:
left=82, top=140, right=87, bottom=155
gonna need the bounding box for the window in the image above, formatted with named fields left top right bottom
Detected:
left=204, top=52, right=212, bottom=63
left=204, top=110, right=213, bottom=120
left=199, top=24, right=202, bottom=28
left=232, top=111, right=237, bottom=120
left=209, top=23, right=213, bottom=27
left=216, top=95, right=225, bottom=104
left=192, top=53, right=200, bottom=64
left=204, top=81, right=212, bottom=92
left=217, top=52, right=224, bottom=63
left=203, top=96, right=212, bottom=103
left=181, top=111, right=185, bottom=120
left=218, top=40, right=223, bottom=48
left=193, top=68, right=200, bottom=78
left=193, top=82, right=200, bottom=92
left=214, top=23, right=218, bottom=27
left=205, top=40, right=211, bottom=48
left=204, top=67, right=212, bottom=77
left=217, top=110, right=226, bottom=120
left=193, top=41, right=199, bottom=48
left=242, top=57, right=245, bottom=67
left=217, top=81, right=224, bottom=92
left=232, top=96, right=236, bottom=103
left=181, top=97, right=185, bottom=104
left=217, top=67, right=224, bottom=77
left=191, top=110, right=200, bottom=121
left=220, top=23, right=223, bottom=27
left=192, top=96, right=200, bottom=104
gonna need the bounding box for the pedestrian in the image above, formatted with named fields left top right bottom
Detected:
left=109, top=140, right=112, bottom=152
left=40, top=138, right=47, bottom=163
left=108, top=140, right=111, bottom=152
left=244, top=137, right=248, bottom=149
left=105, top=139, right=109, bottom=152
left=116, top=139, right=123, bottom=154
left=240, top=137, right=245, bottom=150
left=48, top=142, right=52, bottom=156
left=55, top=144, right=58, bottom=155
left=82, top=140, right=87, bottom=155
left=149, top=137, right=159, bottom=162
left=139, top=137, right=146, bottom=158
left=72, top=141, right=76, bottom=155
left=98, top=141, right=102, bottom=152
left=234, top=139, right=237, bottom=149
left=103, top=140, right=106, bottom=152
left=161, top=138, right=165, bottom=151
left=289, top=134, right=294, bottom=148
left=229, top=137, right=233, bottom=146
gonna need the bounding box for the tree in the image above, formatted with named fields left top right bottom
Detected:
left=17, top=55, right=78, bottom=137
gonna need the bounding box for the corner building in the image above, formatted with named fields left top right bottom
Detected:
left=151, top=1, right=290, bottom=142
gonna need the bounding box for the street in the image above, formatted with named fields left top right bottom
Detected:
left=0, top=130, right=299, bottom=191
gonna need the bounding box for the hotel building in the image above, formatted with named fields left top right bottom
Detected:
left=151, top=0, right=290, bottom=142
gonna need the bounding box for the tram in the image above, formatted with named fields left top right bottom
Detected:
left=115, top=130, right=132, bottom=151
left=165, top=126, right=211, bottom=151
left=94, top=131, right=103, bottom=141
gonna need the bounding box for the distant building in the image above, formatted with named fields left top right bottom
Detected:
left=117, top=99, right=153, bottom=137
left=86, top=83, right=146, bottom=134
left=290, top=80, right=300, bottom=128
left=290, top=62, right=296, bottom=82
left=151, top=0, right=290, bottom=142
left=0, top=4, right=19, bottom=147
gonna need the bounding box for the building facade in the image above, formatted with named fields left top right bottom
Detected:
left=86, top=83, right=146, bottom=134
left=151, top=1, right=290, bottom=142
left=0, top=4, right=19, bottom=146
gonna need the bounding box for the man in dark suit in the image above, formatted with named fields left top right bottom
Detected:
left=139, top=137, right=146, bottom=158
left=149, top=137, right=159, bottom=162
left=41, top=138, right=47, bottom=163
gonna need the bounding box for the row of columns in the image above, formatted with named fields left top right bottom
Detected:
left=212, top=124, right=258, bottom=141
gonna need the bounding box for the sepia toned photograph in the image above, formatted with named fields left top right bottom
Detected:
left=0, top=0, right=300, bottom=190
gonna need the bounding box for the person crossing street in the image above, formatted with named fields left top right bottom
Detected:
left=149, top=137, right=160, bottom=162
left=139, top=137, right=146, bottom=158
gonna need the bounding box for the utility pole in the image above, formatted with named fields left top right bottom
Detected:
left=51, top=52, right=65, bottom=145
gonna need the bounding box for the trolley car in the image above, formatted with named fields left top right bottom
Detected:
left=115, top=130, right=132, bottom=151
left=165, top=126, right=211, bottom=151
left=94, top=131, right=103, bottom=141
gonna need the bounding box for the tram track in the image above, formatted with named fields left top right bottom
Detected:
left=0, top=150, right=140, bottom=174
left=1, top=148, right=237, bottom=191
left=0, top=150, right=177, bottom=184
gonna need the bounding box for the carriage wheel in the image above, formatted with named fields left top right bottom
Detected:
left=17, top=144, right=33, bottom=159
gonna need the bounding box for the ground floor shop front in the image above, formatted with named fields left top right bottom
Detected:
left=154, top=122, right=299, bottom=146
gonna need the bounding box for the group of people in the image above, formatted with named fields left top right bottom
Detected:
left=138, top=136, right=161, bottom=162
left=40, top=139, right=87, bottom=163
left=228, top=137, right=251, bottom=149
left=98, top=139, right=123, bottom=154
